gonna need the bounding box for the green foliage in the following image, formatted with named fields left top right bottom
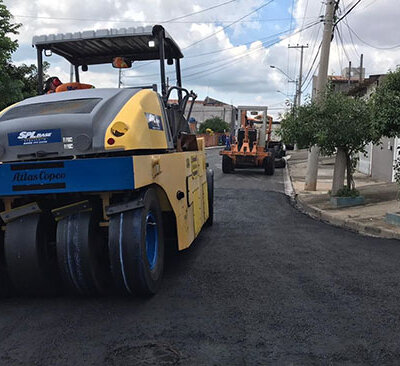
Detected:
left=0, top=1, right=48, bottom=111
left=281, top=90, right=374, bottom=156
left=281, top=89, right=374, bottom=190
left=0, top=0, right=20, bottom=64
left=0, top=0, right=22, bottom=110
left=331, top=186, right=360, bottom=198
left=370, top=67, right=400, bottom=138
left=280, top=102, right=319, bottom=149
left=198, top=117, right=230, bottom=134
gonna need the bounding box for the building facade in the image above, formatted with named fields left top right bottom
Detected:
left=347, top=74, right=394, bottom=182
left=188, top=97, right=237, bottom=131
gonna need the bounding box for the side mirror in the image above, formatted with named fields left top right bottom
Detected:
left=44, top=49, right=52, bottom=57
left=82, top=64, right=88, bottom=72
left=112, top=57, right=132, bottom=69
left=167, top=58, right=173, bottom=65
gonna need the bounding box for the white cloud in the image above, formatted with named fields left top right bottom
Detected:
left=5, top=0, right=400, bottom=118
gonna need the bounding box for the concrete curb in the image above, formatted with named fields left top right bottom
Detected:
left=287, top=161, right=400, bottom=241
left=205, top=146, right=224, bottom=150
left=295, top=196, right=400, bottom=240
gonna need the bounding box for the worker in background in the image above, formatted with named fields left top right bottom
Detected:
left=225, top=130, right=231, bottom=150
left=189, top=117, right=197, bottom=133
left=43, top=76, right=63, bottom=93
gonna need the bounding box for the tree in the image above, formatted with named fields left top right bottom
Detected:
left=0, top=1, right=48, bottom=111
left=281, top=90, right=374, bottom=195
left=371, top=68, right=400, bottom=191
left=370, top=67, right=400, bottom=138
left=198, top=117, right=230, bottom=134
left=0, top=0, right=22, bottom=110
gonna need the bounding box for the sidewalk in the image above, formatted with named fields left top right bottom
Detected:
left=288, top=149, right=400, bottom=240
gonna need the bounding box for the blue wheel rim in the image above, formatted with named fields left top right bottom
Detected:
left=145, top=212, right=158, bottom=270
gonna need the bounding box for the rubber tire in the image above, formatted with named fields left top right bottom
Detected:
left=0, top=229, right=11, bottom=297
left=264, top=150, right=275, bottom=176
left=275, top=158, right=286, bottom=169
left=108, top=188, right=164, bottom=296
left=56, top=210, right=111, bottom=295
left=4, top=213, right=59, bottom=295
left=205, top=168, right=214, bottom=227
left=222, top=155, right=233, bottom=173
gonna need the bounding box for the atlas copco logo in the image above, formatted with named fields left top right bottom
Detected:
left=17, top=131, right=52, bottom=140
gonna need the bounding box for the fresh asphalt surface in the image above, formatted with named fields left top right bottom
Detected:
left=1, top=148, right=400, bottom=365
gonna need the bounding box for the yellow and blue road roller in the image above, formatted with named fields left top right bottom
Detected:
left=0, top=25, right=213, bottom=296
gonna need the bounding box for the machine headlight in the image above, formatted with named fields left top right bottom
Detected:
left=111, top=121, right=129, bottom=137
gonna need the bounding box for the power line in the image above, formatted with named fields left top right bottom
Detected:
left=343, top=18, right=360, bottom=58
left=334, top=0, right=362, bottom=26
left=302, top=2, right=324, bottom=79
left=344, top=21, right=400, bottom=50
left=123, top=20, right=321, bottom=86
left=335, top=25, right=344, bottom=71
left=14, top=0, right=240, bottom=25
left=182, top=0, right=274, bottom=50
left=301, top=41, right=322, bottom=88
left=13, top=14, right=318, bottom=24
left=335, top=24, right=351, bottom=61
left=164, top=0, right=238, bottom=23
left=124, top=0, right=276, bottom=72
left=174, top=21, right=321, bottom=82
left=125, top=22, right=318, bottom=80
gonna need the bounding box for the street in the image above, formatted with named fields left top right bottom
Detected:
left=1, top=148, right=400, bottom=365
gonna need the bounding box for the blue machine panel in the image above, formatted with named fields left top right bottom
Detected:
left=0, top=157, right=134, bottom=196
left=8, top=129, right=62, bottom=146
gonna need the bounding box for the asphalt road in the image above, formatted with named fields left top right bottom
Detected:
left=2, top=148, right=400, bottom=365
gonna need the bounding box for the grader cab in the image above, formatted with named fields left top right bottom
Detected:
left=220, top=106, right=275, bottom=175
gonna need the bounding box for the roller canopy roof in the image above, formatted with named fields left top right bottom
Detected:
left=32, top=25, right=183, bottom=65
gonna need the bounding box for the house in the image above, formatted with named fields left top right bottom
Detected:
left=188, top=96, right=237, bottom=131
left=313, top=68, right=395, bottom=182
left=311, top=66, right=366, bottom=98
left=346, top=74, right=395, bottom=182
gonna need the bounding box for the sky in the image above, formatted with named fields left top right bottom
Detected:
left=5, top=0, right=400, bottom=119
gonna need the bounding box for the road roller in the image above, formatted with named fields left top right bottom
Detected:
left=0, top=25, right=213, bottom=296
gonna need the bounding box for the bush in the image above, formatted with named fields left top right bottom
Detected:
left=330, top=186, right=360, bottom=198
left=198, top=117, right=230, bottom=134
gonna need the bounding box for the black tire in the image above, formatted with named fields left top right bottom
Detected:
left=56, top=210, right=112, bottom=295
left=264, top=150, right=275, bottom=175
left=222, top=155, right=233, bottom=173
left=275, top=158, right=286, bottom=168
left=108, top=188, right=164, bottom=296
left=4, top=213, right=59, bottom=295
left=205, top=168, right=214, bottom=227
left=0, top=229, right=11, bottom=298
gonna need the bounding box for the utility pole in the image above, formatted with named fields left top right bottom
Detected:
left=69, top=64, right=74, bottom=83
left=359, top=54, right=364, bottom=83
left=288, top=79, right=298, bottom=109
left=288, top=44, right=309, bottom=107
left=348, top=60, right=352, bottom=87
left=304, top=0, right=338, bottom=191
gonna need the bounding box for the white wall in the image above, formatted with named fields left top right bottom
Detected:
left=358, top=143, right=372, bottom=175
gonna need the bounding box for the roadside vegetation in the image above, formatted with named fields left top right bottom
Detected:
left=0, top=0, right=47, bottom=111
left=198, top=117, right=230, bottom=134
left=280, top=87, right=375, bottom=196
left=370, top=67, right=400, bottom=189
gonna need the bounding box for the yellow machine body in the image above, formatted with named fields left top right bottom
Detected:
left=105, top=89, right=169, bottom=151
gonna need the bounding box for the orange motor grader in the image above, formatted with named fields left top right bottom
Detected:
left=220, top=106, right=275, bottom=175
